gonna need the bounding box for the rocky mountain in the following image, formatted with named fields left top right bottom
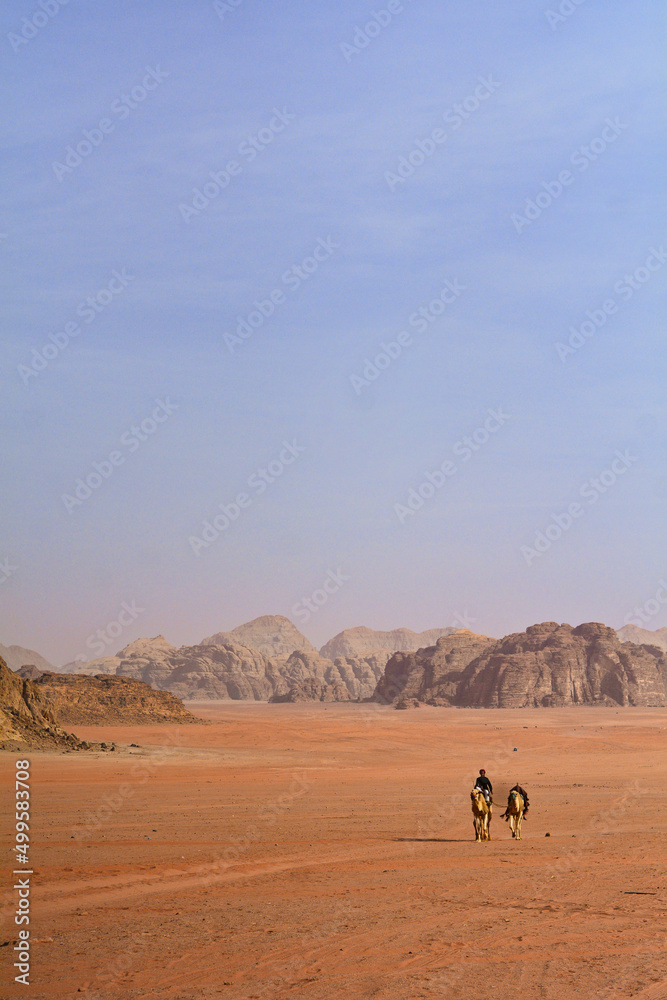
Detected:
left=373, top=622, right=667, bottom=708
left=16, top=668, right=202, bottom=725
left=0, top=642, right=55, bottom=673
left=59, top=635, right=176, bottom=675
left=374, top=630, right=496, bottom=705
left=616, top=624, right=667, bottom=652
left=201, top=615, right=317, bottom=657
left=58, top=637, right=386, bottom=703
left=0, top=657, right=87, bottom=750
left=319, top=626, right=459, bottom=660
left=270, top=677, right=352, bottom=703
left=270, top=650, right=388, bottom=702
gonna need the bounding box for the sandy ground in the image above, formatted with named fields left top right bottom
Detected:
left=2, top=702, right=667, bottom=1000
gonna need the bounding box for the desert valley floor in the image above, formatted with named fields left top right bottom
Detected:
left=2, top=704, right=667, bottom=1000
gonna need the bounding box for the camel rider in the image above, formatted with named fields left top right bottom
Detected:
left=474, top=769, right=493, bottom=804
left=502, top=783, right=530, bottom=819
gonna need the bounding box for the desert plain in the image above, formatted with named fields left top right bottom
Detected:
left=2, top=703, right=667, bottom=1000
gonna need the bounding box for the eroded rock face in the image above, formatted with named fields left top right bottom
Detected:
left=319, top=626, right=459, bottom=660
left=17, top=669, right=203, bottom=725
left=62, top=637, right=389, bottom=703
left=373, top=623, right=667, bottom=708
left=201, top=616, right=317, bottom=658
left=0, top=657, right=86, bottom=750
left=270, top=677, right=352, bottom=703
left=269, top=651, right=390, bottom=702
left=374, top=631, right=496, bottom=705
left=617, top=624, right=667, bottom=652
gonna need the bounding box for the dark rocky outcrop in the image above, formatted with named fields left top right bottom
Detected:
left=0, top=658, right=87, bottom=750
left=16, top=668, right=203, bottom=725
left=373, top=623, right=667, bottom=708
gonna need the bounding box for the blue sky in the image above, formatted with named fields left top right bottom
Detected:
left=2, top=0, right=666, bottom=664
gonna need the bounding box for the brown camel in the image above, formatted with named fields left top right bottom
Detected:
left=506, top=789, right=525, bottom=840
left=471, top=788, right=492, bottom=842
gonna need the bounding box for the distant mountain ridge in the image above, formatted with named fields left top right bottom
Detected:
left=319, top=626, right=461, bottom=660
left=5, top=619, right=667, bottom=706
left=0, top=643, right=55, bottom=673
left=617, top=624, right=667, bottom=652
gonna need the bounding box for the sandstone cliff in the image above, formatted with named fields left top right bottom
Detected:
left=373, top=631, right=496, bottom=705
left=319, top=626, right=459, bottom=660
left=59, top=637, right=387, bottom=703
left=270, top=677, right=352, bottom=703
left=616, top=624, right=667, bottom=652
left=201, top=615, right=317, bottom=657
left=16, top=668, right=203, bottom=725
left=373, top=622, right=667, bottom=708
left=0, top=658, right=87, bottom=750
left=269, top=650, right=388, bottom=702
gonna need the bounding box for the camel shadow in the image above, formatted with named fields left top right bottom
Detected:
left=394, top=837, right=469, bottom=843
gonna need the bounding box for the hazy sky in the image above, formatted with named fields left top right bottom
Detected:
left=2, top=0, right=666, bottom=665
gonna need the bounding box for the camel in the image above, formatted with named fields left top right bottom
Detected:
left=471, top=788, right=492, bottom=842
left=505, top=789, right=525, bottom=840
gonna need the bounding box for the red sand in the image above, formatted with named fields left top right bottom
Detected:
left=2, top=703, right=667, bottom=999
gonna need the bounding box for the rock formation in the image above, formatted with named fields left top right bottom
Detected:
left=373, top=623, right=667, bottom=708
left=55, top=631, right=388, bottom=702
left=616, top=624, right=667, bottom=652
left=0, top=642, right=55, bottom=673
left=0, top=657, right=87, bottom=750
left=374, top=630, right=496, bottom=705
left=319, top=625, right=459, bottom=660
left=201, top=615, right=317, bottom=657
left=16, top=668, right=203, bottom=725
left=270, top=677, right=352, bottom=703
left=269, top=650, right=388, bottom=702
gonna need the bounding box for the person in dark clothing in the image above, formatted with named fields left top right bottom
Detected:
left=502, top=783, right=529, bottom=819
left=474, top=769, right=493, bottom=803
